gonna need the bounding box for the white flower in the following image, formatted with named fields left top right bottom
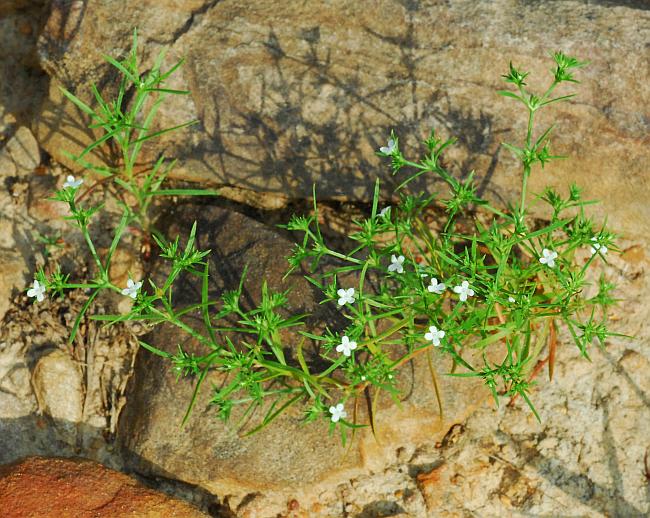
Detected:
left=427, top=277, right=446, bottom=295
left=329, top=403, right=347, bottom=423
left=424, top=325, right=445, bottom=347
left=379, top=138, right=397, bottom=155
left=589, top=237, right=608, bottom=256
left=539, top=248, right=558, bottom=268
left=453, top=280, right=475, bottom=302
left=414, top=263, right=428, bottom=278
left=62, top=175, right=83, bottom=189
left=336, top=335, right=358, bottom=357
left=378, top=206, right=391, bottom=218
left=388, top=254, right=405, bottom=274
left=121, top=278, right=142, bottom=299
left=27, top=279, right=46, bottom=302
left=508, top=296, right=516, bottom=303
left=337, top=287, right=356, bottom=306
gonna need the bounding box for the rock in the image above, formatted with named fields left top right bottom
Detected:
left=32, top=349, right=84, bottom=450
left=0, top=0, right=48, bottom=123
left=32, top=349, right=84, bottom=425
left=0, top=126, right=40, bottom=177
left=35, top=0, right=650, bottom=239
left=117, top=204, right=491, bottom=514
left=0, top=456, right=208, bottom=517
left=0, top=1, right=48, bottom=16
left=0, top=251, right=28, bottom=322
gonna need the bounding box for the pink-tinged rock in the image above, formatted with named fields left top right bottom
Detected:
left=0, top=456, right=208, bottom=517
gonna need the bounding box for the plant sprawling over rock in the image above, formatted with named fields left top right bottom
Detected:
left=31, top=33, right=620, bottom=443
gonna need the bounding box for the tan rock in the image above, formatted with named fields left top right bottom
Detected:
left=32, top=348, right=84, bottom=423
left=0, top=251, right=28, bottom=321
left=0, top=126, right=39, bottom=178
left=35, top=0, right=650, bottom=239
left=2, top=126, right=40, bottom=176
left=0, top=2, right=48, bottom=122
left=0, top=456, right=208, bottom=517
left=117, top=205, right=492, bottom=514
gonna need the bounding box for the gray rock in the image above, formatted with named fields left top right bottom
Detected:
left=35, top=0, right=650, bottom=239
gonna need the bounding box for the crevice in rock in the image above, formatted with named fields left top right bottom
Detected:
left=149, top=0, right=222, bottom=46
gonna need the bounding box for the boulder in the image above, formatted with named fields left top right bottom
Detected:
left=117, top=204, right=491, bottom=514
left=35, top=0, right=649, bottom=239
left=0, top=456, right=208, bottom=517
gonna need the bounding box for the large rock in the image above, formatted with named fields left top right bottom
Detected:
left=0, top=456, right=208, bottom=517
left=35, top=0, right=649, bottom=238
left=117, top=204, right=491, bottom=514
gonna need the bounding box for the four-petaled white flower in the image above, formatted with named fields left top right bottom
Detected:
left=378, top=206, right=391, bottom=218
left=589, top=237, right=608, bottom=256
left=379, top=138, right=397, bottom=155
left=539, top=248, right=558, bottom=268
left=337, top=287, right=356, bottom=306
left=27, top=279, right=46, bottom=302
left=121, top=278, right=142, bottom=299
left=62, top=175, right=83, bottom=190
left=388, top=254, right=405, bottom=274
left=336, top=335, right=357, bottom=357
left=424, top=325, right=445, bottom=347
left=329, top=403, right=347, bottom=423
left=453, top=280, right=475, bottom=302
left=427, top=277, right=446, bottom=295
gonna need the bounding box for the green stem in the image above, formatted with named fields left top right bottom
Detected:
left=324, top=248, right=364, bottom=265
left=520, top=165, right=531, bottom=215
left=525, top=109, right=535, bottom=148
left=81, top=225, right=105, bottom=277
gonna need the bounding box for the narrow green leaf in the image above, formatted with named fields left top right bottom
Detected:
left=497, top=90, right=526, bottom=103
left=104, top=210, right=132, bottom=270
left=103, top=54, right=139, bottom=84
left=541, top=94, right=576, bottom=107
left=59, top=86, right=98, bottom=119
left=130, top=119, right=199, bottom=145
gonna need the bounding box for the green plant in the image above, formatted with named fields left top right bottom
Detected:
left=30, top=40, right=622, bottom=445
left=33, top=29, right=217, bottom=341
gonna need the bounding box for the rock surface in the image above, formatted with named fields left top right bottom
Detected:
left=0, top=456, right=208, bottom=517
left=0, top=0, right=49, bottom=126
left=0, top=126, right=42, bottom=320
left=0, top=125, right=40, bottom=177
left=117, top=203, right=491, bottom=514
left=35, top=0, right=650, bottom=238
left=32, top=348, right=84, bottom=424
